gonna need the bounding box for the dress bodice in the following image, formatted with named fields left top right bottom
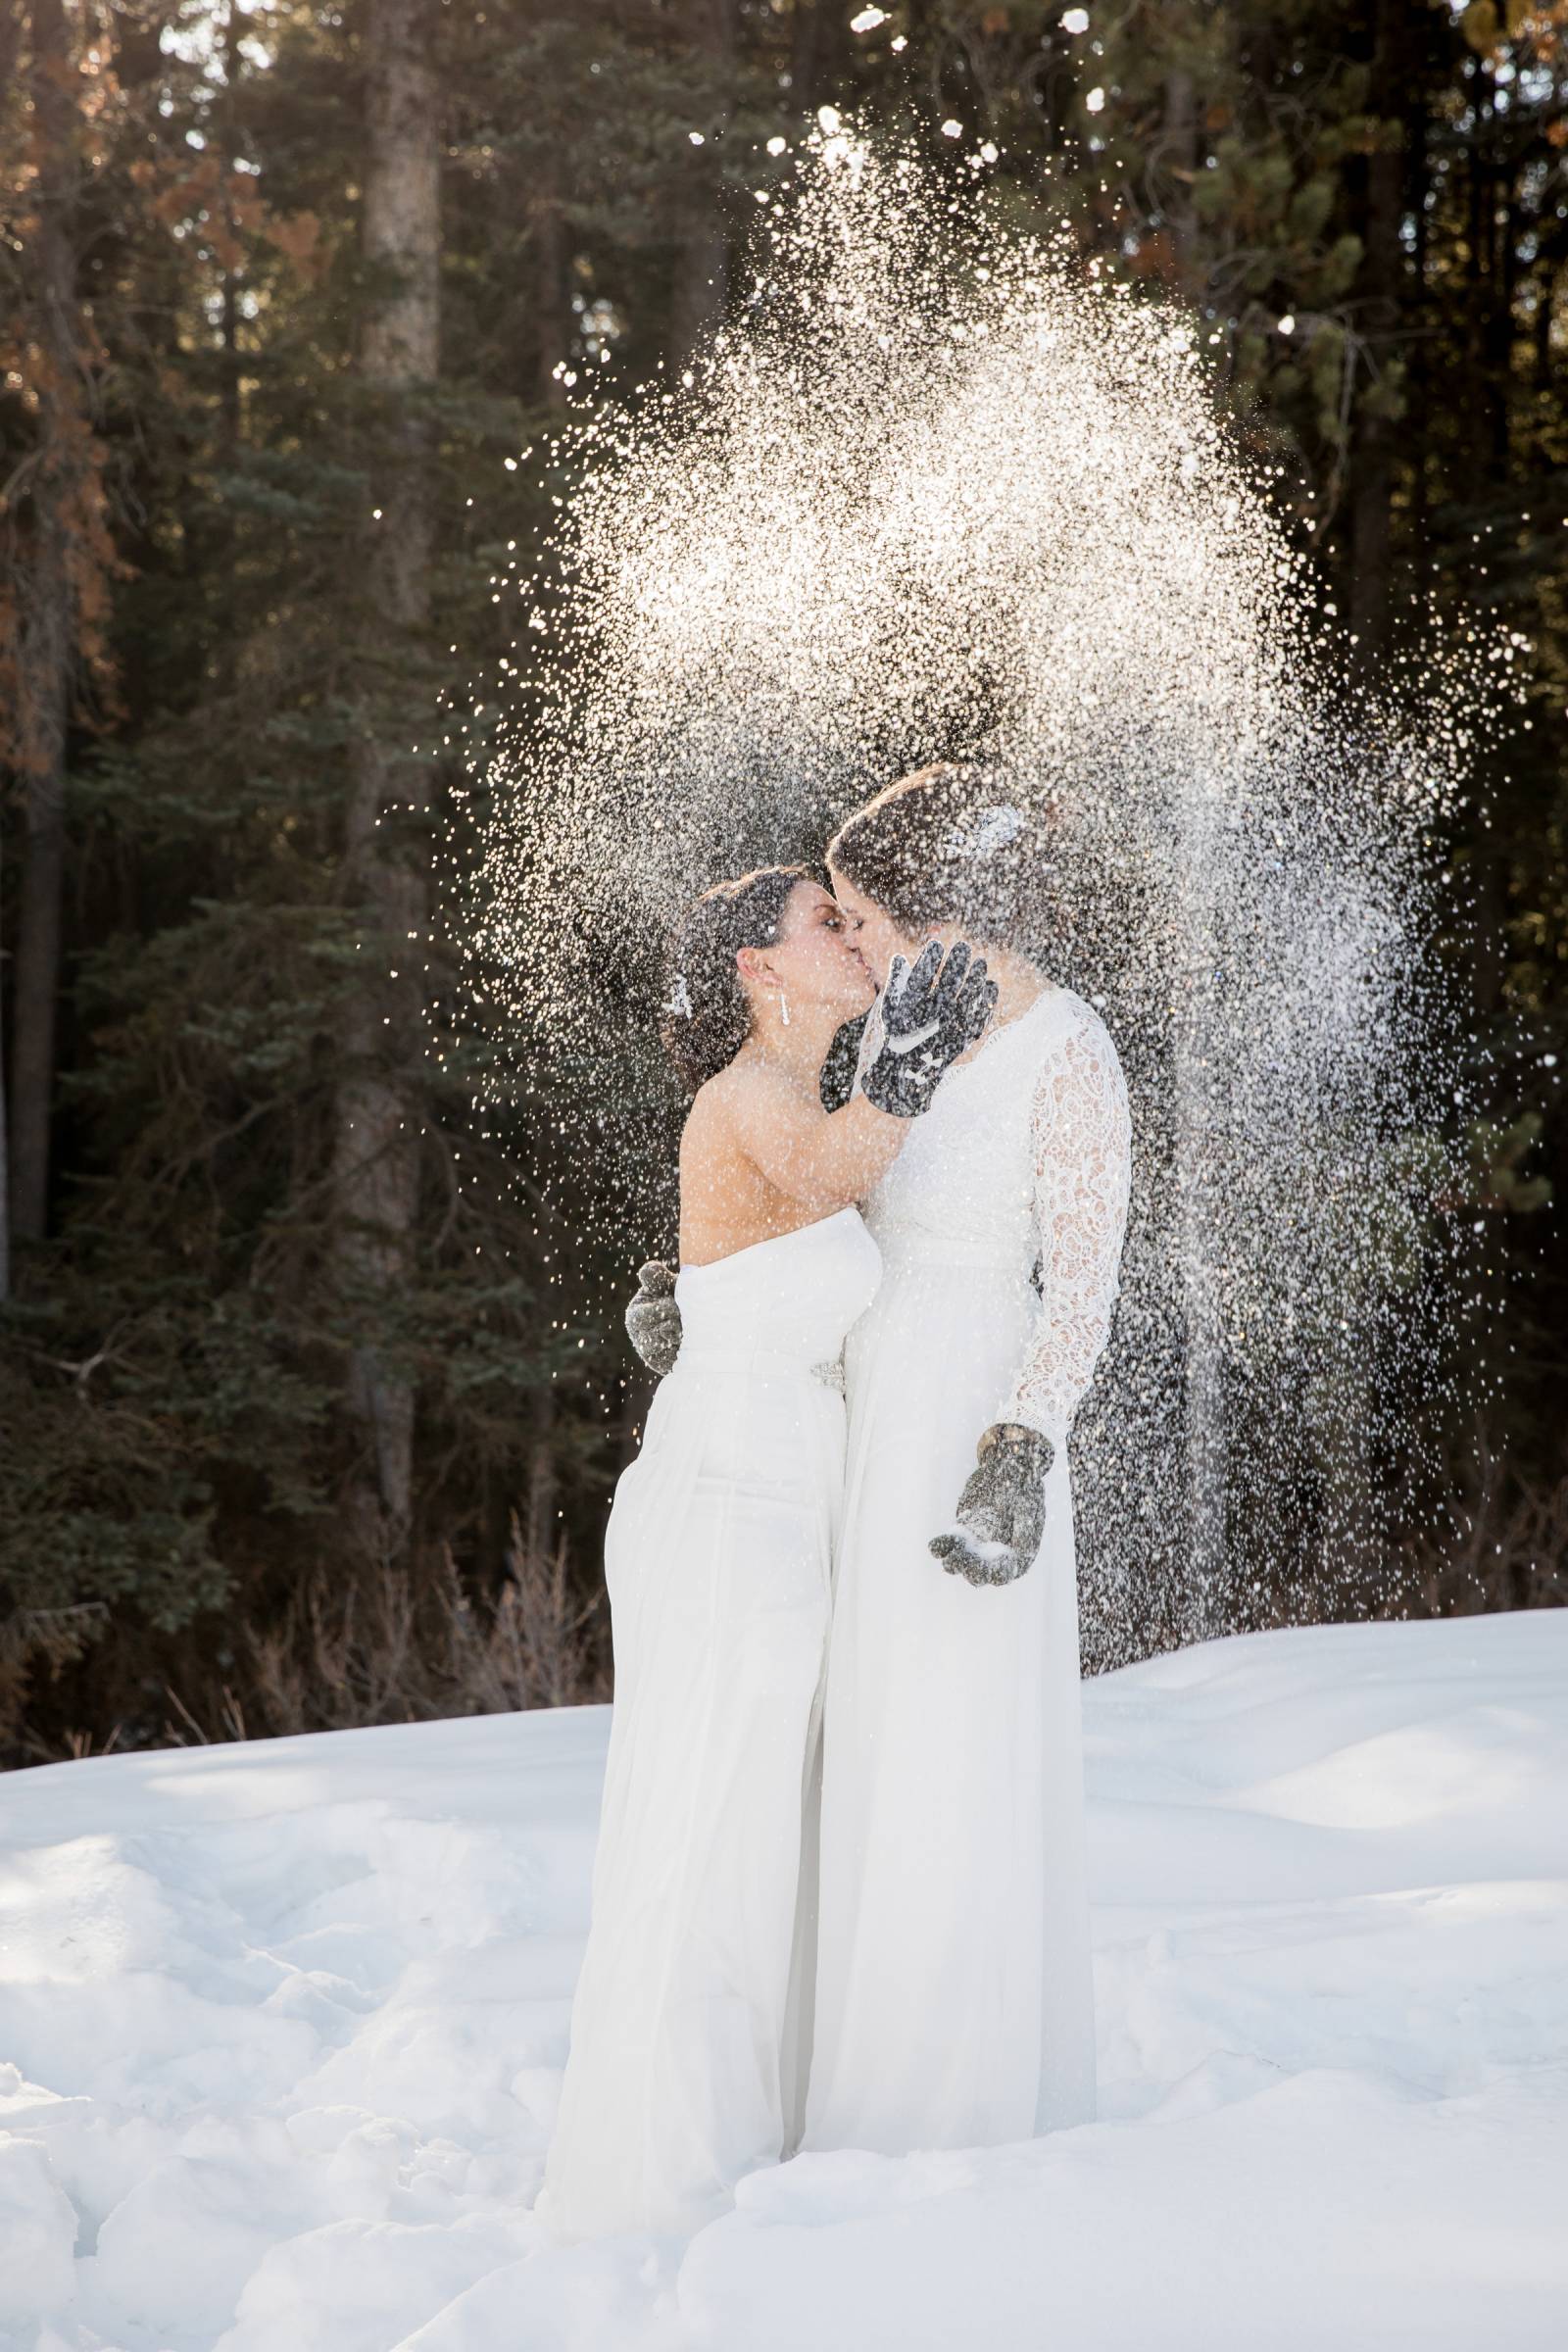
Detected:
left=864, top=990, right=1066, bottom=1275
left=861, top=985, right=1132, bottom=1444
left=674, top=1207, right=881, bottom=1374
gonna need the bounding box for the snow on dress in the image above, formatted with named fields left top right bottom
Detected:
left=539, top=1205, right=882, bottom=2241
left=805, top=989, right=1131, bottom=2155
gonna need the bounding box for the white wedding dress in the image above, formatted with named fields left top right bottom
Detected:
left=539, top=1206, right=881, bottom=2241
left=805, top=987, right=1131, bottom=2154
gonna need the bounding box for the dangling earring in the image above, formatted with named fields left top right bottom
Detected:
left=780, top=988, right=791, bottom=1027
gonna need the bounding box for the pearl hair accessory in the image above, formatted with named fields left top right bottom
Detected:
left=942, top=803, right=1026, bottom=859
left=662, top=973, right=693, bottom=1019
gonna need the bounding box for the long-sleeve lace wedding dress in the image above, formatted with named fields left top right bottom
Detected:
left=805, top=987, right=1131, bottom=2154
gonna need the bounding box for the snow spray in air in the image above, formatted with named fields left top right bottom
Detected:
left=448, top=126, right=1520, bottom=1657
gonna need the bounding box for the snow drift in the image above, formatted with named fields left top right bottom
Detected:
left=2, top=1611, right=1565, bottom=2350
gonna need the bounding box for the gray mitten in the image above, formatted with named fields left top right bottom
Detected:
left=860, top=941, right=998, bottom=1118
left=929, top=1422, right=1055, bottom=1588
left=625, top=1260, right=683, bottom=1377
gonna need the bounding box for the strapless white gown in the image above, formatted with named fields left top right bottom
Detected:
left=539, top=1206, right=881, bottom=2240
left=806, top=988, right=1131, bottom=2155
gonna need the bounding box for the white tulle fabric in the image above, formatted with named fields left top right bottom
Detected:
left=806, top=987, right=1131, bottom=2156
left=539, top=1207, right=881, bottom=2242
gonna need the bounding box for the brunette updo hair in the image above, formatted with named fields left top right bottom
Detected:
left=827, top=761, right=1062, bottom=949
left=659, top=863, right=811, bottom=1095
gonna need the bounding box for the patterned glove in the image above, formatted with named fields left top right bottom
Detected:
left=860, top=940, right=998, bottom=1118
left=929, top=1422, right=1055, bottom=1588
left=625, top=1260, right=682, bottom=1378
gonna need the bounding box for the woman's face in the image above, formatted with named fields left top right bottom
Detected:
left=826, top=868, right=926, bottom=989
left=744, top=880, right=877, bottom=1020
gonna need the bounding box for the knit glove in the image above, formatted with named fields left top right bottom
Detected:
left=929, top=1422, right=1055, bottom=1588
left=860, top=941, right=998, bottom=1118
left=625, top=1260, right=682, bottom=1378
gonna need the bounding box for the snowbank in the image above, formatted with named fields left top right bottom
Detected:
left=1, top=1611, right=1564, bottom=2349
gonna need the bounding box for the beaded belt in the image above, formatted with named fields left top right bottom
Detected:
left=872, top=1229, right=1030, bottom=1279
left=674, top=1346, right=848, bottom=1394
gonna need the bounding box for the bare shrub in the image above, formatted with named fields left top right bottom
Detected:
left=479, top=1511, right=613, bottom=1712
left=1384, top=1419, right=1568, bottom=1620
left=0, top=1602, right=113, bottom=1759
left=159, top=1510, right=610, bottom=1745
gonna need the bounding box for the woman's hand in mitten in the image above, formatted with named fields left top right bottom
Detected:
left=860, top=941, right=999, bottom=1118
left=929, top=1423, right=1054, bottom=1587
left=625, top=1260, right=683, bottom=1378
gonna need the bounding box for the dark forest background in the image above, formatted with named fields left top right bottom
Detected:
left=1, top=0, right=1562, bottom=1766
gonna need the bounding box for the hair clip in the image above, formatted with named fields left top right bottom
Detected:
left=942, top=804, right=1025, bottom=859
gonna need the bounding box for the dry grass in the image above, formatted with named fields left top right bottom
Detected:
left=11, top=1427, right=1561, bottom=1759
left=1384, top=1420, right=1568, bottom=1620
left=157, top=1511, right=610, bottom=1748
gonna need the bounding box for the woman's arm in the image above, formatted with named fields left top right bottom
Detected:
left=724, top=1062, right=906, bottom=1211
left=721, top=940, right=999, bottom=1212
left=632, top=1075, right=901, bottom=1363
left=931, top=1003, right=1132, bottom=1587
left=999, top=1002, right=1133, bottom=1445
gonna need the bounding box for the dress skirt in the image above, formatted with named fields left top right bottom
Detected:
left=540, top=1209, right=880, bottom=2239
left=805, top=1241, right=1096, bottom=2155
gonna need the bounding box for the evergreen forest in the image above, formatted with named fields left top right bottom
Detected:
left=2, top=0, right=1563, bottom=1763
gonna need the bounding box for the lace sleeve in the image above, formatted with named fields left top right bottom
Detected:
left=1000, top=1003, right=1132, bottom=1446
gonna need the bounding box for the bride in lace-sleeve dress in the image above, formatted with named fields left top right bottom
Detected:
left=804, top=764, right=1133, bottom=2157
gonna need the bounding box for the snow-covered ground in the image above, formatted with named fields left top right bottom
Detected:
left=2, top=1610, right=1565, bottom=2351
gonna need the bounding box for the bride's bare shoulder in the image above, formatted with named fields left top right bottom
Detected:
left=682, top=1054, right=792, bottom=1152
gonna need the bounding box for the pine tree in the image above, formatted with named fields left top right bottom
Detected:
left=2, top=0, right=1563, bottom=1757
left=0, top=2, right=122, bottom=1250
left=328, top=0, right=442, bottom=1563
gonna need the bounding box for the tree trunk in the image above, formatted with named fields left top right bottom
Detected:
left=1407, top=67, right=1431, bottom=555
left=9, top=0, right=79, bottom=1246
left=671, top=0, right=735, bottom=360
left=1162, top=68, right=1200, bottom=291
left=0, top=853, right=10, bottom=1300
left=1348, top=0, right=1407, bottom=656
left=790, top=0, right=821, bottom=112
left=220, top=0, right=243, bottom=458
left=329, top=0, right=439, bottom=1561
left=531, top=181, right=569, bottom=409
left=525, top=1386, right=558, bottom=1560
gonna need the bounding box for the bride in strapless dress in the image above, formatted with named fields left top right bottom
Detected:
left=538, top=865, right=994, bottom=2242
